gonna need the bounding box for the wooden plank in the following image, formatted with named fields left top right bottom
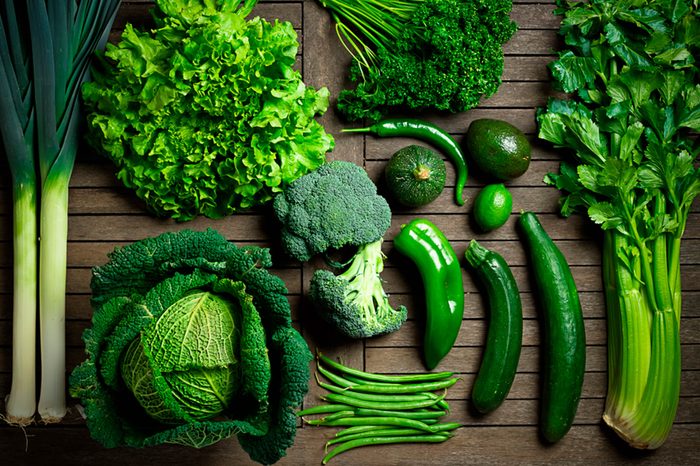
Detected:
left=365, top=345, right=700, bottom=374
left=504, top=29, right=562, bottom=55
left=511, top=4, right=560, bottom=30
left=0, top=424, right=698, bottom=465
left=365, top=136, right=569, bottom=160
left=367, top=318, right=700, bottom=348
left=0, top=266, right=301, bottom=295
left=394, top=290, right=700, bottom=320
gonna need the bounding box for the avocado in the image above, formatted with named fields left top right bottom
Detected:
left=463, top=119, right=531, bottom=180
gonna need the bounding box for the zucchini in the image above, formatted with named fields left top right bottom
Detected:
left=518, top=212, right=586, bottom=443
left=465, top=240, right=522, bottom=414
left=384, top=145, right=446, bottom=207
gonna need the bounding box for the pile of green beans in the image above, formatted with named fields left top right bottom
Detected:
left=298, top=353, right=462, bottom=464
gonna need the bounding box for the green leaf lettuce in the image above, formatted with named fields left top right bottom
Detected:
left=83, top=0, right=334, bottom=221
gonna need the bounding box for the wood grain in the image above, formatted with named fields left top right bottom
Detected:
left=0, top=1, right=698, bottom=465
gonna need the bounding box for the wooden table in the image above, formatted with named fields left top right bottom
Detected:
left=1, top=1, right=698, bottom=464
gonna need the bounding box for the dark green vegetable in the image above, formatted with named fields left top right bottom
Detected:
left=273, top=160, right=391, bottom=262
left=353, top=408, right=447, bottom=420
left=538, top=0, right=698, bottom=450
left=309, top=238, right=408, bottom=338
left=336, top=425, right=395, bottom=437
left=322, top=434, right=452, bottom=464
left=519, top=212, right=586, bottom=443
left=307, top=415, right=437, bottom=431
left=393, top=218, right=464, bottom=369
left=464, top=240, right=522, bottom=414
left=322, top=393, right=444, bottom=411
left=329, top=429, right=415, bottom=446
left=301, top=351, right=460, bottom=462
left=318, top=353, right=454, bottom=383
left=297, top=404, right=350, bottom=417
left=317, top=380, right=444, bottom=404
left=464, top=118, right=531, bottom=181
left=341, top=379, right=457, bottom=395
left=274, top=161, right=407, bottom=339
left=69, top=229, right=311, bottom=464
left=344, top=119, right=468, bottom=206
left=324, top=410, right=356, bottom=421
left=384, top=145, right=447, bottom=207
left=318, top=0, right=516, bottom=122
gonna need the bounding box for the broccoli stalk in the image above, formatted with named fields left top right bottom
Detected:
left=310, top=238, right=407, bottom=339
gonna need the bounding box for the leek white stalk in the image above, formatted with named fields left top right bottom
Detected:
left=5, top=182, right=37, bottom=425
left=37, top=174, right=70, bottom=421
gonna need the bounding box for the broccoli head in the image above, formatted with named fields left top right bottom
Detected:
left=309, top=238, right=407, bottom=339
left=273, top=160, right=391, bottom=262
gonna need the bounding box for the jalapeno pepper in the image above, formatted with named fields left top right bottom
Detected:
left=393, top=219, right=464, bottom=370
left=343, top=119, right=468, bottom=206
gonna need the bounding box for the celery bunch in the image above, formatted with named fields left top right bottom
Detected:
left=538, top=0, right=699, bottom=449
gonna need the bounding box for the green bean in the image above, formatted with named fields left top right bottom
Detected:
left=322, top=434, right=451, bottom=464
left=316, top=364, right=355, bottom=388
left=354, top=408, right=446, bottom=419
left=318, top=353, right=455, bottom=383
left=424, top=390, right=451, bottom=411
left=297, top=404, right=351, bottom=417
left=335, top=425, right=394, bottom=437
left=326, top=428, right=433, bottom=446
left=431, top=422, right=462, bottom=432
left=328, top=425, right=458, bottom=446
left=308, top=416, right=437, bottom=432
left=319, top=379, right=437, bottom=403
left=324, top=410, right=355, bottom=421
left=346, top=377, right=458, bottom=394
left=322, top=392, right=444, bottom=411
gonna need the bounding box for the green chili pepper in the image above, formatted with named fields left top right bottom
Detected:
left=343, top=119, right=468, bottom=206
left=393, top=218, right=464, bottom=370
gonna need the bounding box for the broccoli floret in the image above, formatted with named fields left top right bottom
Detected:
left=273, top=160, right=391, bottom=262
left=309, top=238, right=407, bottom=339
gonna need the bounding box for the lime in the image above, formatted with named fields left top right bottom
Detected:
left=473, top=184, right=512, bottom=231
left=464, top=119, right=531, bottom=180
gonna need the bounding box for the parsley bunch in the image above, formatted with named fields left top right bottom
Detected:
left=320, top=0, right=516, bottom=122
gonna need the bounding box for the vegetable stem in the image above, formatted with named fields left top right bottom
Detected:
left=5, top=182, right=37, bottom=425
left=37, top=174, right=70, bottom=422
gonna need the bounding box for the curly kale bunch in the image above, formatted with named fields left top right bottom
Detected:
left=334, top=0, right=517, bottom=122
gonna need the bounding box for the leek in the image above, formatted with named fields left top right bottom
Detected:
left=0, top=0, right=121, bottom=424
left=0, top=0, right=37, bottom=426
